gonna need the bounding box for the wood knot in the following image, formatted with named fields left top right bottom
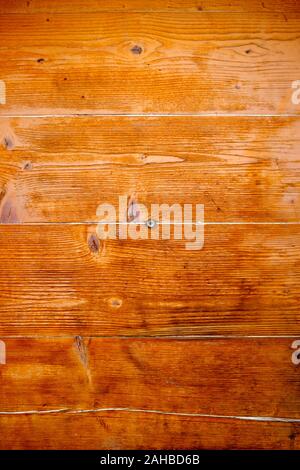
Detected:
left=131, top=45, right=143, bottom=55
left=23, top=162, right=32, bottom=171
left=88, top=233, right=100, bottom=253
left=109, top=298, right=123, bottom=309
left=2, top=136, right=14, bottom=151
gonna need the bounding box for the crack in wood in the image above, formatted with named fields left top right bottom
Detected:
left=0, top=408, right=300, bottom=423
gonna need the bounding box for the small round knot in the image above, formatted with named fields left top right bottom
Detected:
left=131, top=45, right=143, bottom=55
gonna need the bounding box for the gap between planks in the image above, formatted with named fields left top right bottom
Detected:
left=1, top=114, right=300, bottom=118
left=1, top=222, right=300, bottom=226
left=1, top=11, right=294, bottom=15
left=0, top=335, right=298, bottom=338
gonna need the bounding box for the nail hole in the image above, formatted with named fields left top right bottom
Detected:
left=146, top=219, right=156, bottom=229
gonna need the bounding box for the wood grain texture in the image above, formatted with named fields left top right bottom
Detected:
left=0, top=224, right=299, bottom=336
left=0, top=413, right=299, bottom=450
left=1, top=116, right=300, bottom=223
left=0, top=0, right=299, bottom=451
left=1, top=0, right=299, bottom=13
left=0, top=337, right=299, bottom=418
left=0, top=12, right=299, bottom=115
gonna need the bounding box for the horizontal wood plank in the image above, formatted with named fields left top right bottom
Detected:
left=0, top=224, right=299, bottom=336
left=1, top=0, right=299, bottom=13
left=0, top=337, right=300, bottom=419
left=0, top=412, right=298, bottom=449
left=1, top=116, right=300, bottom=223
left=0, top=13, right=299, bottom=115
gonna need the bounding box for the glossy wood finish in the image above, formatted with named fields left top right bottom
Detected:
left=1, top=117, right=300, bottom=223
left=0, top=0, right=299, bottom=450
left=0, top=413, right=299, bottom=450
left=1, top=336, right=299, bottom=450
left=0, top=337, right=299, bottom=418
left=0, top=12, right=299, bottom=115
left=0, top=224, right=299, bottom=336
left=2, top=0, right=299, bottom=13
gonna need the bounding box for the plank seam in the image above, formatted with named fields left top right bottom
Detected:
left=1, top=114, right=300, bottom=118
left=1, top=222, right=300, bottom=226
left=0, top=11, right=291, bottom=14
left=0, top=335, right=298, bottom=339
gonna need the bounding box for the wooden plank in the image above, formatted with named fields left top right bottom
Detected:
left=0, top=413, right=299, bottom=450
left=1, top=0, right=299, bottom=13
left=1, top=337, right=300, bottom=418
left=0, top=224, right=299, bottom=336
left=0, top=13, right=299, bottom=115
left=1, top=116, right=300, bottom=223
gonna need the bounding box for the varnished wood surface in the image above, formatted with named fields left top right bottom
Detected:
left=0, top=0, right=299, bottom=451
left=1, top=336, right=299, bottom=450
left=0, top=411, right=300, bottom=450
left=2, top=0, right=299, bottom=13
left=0, top=413, right=299, bottom=450
left=0, top=12, right=299, bottom=115
left=0, top=337, right=299, bottom=418
left=1, top=117, right=300, bottom=223
left=0, top=224, right=298, bottom=336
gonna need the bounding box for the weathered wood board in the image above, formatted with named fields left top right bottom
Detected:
left=0, top=225, right=299, bottom=336
left=0, top=12, right=299, bottom=115
left=0, top=337, right=299, bottom=418
left=1, top=117, right=300, bottom=223
left=1, top=0, right=300, bottom=13
left=0, top=0, right=299, bottom=451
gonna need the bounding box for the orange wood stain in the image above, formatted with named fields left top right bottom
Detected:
left=0, top=0, right=299, bottom=450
